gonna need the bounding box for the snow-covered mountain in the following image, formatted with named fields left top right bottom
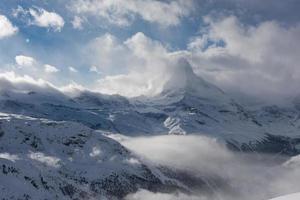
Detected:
left=1, top=63, right=300, bottom=153
left=1, top=62, right=300, bottom=199
left=0, top=113, right=194, bottom=199
left=132, top=62, right=300, bottom=154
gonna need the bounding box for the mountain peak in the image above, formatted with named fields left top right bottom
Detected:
left=159, top=59, right=228, bottom=103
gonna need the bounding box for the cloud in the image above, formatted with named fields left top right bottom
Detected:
left=28, top=152, right=61, bottom=168
left=13, top=55, right=64, bottom=84
left=59, top=81, right=86, bottom=96
left=71, top=16, right=84, bottom=29
left=85, top=16, right=300, bottom=102
left=93, top=32, right=184, bottom=97
left=120, top=135, right=233, bottom=175
left=89, top=66, right=102, bottom=74
left=29, top=7, right=64, bottom=31
left=88, top=32, right=217, bottom=98
left=15, top=55, right=36, bottom=68
left=68, top=66, right=78, bottom=73
left=125, top=189, right=204, bottom=200
left=0, top=71, right=56, bottom=93
left=0, top=71, right=84, bottom=98
left=87, top=33, right=129, bottom=73
left=116, top=134, right=300, bottom=200
left=44, top=64, right=59, bottom=73
left=185, top=15, right=300, bottom=102
left=14, top=6, right=64, bottom=31
left=68, top=0, right=194, bottom=27
left=0, top=15, right=18, bottom=39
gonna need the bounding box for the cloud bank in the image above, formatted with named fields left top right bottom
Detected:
left=115, top=135, right=300, bottom=200
left=0, top=70, right=85, bottom=98
left=187, top=15, right=300, bottom=101
left=126, top=189, right=204, bottom=200
left=90, top=32, right=184, bottom=97
left=0, top=71, right=56, bottom=93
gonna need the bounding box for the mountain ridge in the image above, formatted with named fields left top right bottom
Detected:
left=0, top=62, right=300, bottom=147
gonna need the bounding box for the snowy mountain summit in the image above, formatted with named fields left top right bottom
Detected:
left=161, top=59, right=228, bottom=104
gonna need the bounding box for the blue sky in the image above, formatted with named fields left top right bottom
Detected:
left=0, top=0, right=300, bottom=102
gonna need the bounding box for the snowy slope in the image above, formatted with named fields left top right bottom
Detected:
left=0, top=113, right=187, bottom=199
left=0, top=88, right=168, bottom=135
left=3, top=112, right=298, bottom=200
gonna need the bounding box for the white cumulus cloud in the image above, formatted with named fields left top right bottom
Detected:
left=14, top=6, right=64, bottom=31
left=0, top=15, right=18, bottom=39
left=44, top=64, right=59, bottom=73
left=186, top=15, right=300, bottom=103
left=0, top=71, right=83, bottom=97
left=93, top=32, right=182, bottom=97
left=68, top=66, right=78, bottom=73
left=0, top=71, right=56, bottom=92
left=71, top=15, right=84, bottom=29
left=29, top=8, right=64, bottom=31
left=15, top=55, right=36, bottom=68
left=87, top=33, right=128, bottom=73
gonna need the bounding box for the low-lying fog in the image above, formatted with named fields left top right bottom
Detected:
left=110, top=135, right=300, bottom=200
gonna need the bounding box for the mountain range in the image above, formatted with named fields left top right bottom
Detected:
left=1, top=63, right=300, bottom=199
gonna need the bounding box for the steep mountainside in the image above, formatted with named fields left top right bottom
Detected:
left=0, top=113, right=190, bottom=199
